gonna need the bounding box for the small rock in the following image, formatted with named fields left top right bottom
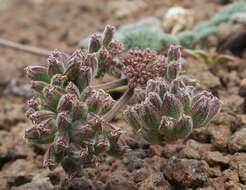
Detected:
left=139, top=172, right=171, bottom=190
left=221, top=95, right=244, bottom=113
left=132, top=168, right=150, bottom=183
left=106, top=171, right=137, bottom=190
left=60, top=177, right=95, bottom=190
left=202, top=151, right=231, bottom=166
left=228, top=128, right=246, bottom=153
left=122, top=152, right=144, bottom=172
left=164, top=157, right=209, bottom=188
left=178, top=147, right=201, bottom=160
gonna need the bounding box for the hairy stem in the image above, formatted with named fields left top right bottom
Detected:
left=93, top=78, right=128, bottom=90
left=103, top=88, right=134, bottom=122
left=0, top=38, right=52, bottom=57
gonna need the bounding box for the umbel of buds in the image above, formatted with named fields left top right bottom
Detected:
left=124, top=45, right=222, bottom=145
left=24, top=26, right=126, bottom=177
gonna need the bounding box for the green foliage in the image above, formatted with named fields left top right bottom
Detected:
left=122, top=2, right=246, bottom=51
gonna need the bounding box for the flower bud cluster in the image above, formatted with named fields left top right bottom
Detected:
left=24, top=29, right=126, bottom=176
left=121, top=48, right=167, bottom=88
left=124, top=45, right=222, bottom=144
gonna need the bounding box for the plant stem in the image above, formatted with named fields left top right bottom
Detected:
left=103, top=88, right=134, bottom=122
left=0, top=38, right=52, bottom=57
left=93, top=78, right=128, bottom=90
left=106, top=85, right=128, bottom=94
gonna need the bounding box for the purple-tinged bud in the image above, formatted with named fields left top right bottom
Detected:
left=24, top=66, right=50, bottom=83
left=190, top=95, right=209, bottom=128
left=51, top=49, right=68, bottom=65
left=72, top=101, right=88, bottom=121
left=76, top=66, right=92, bottom=92
left=88, top=34, right=102, bottom=53
left=191, top=90, right=212, bottom=107
left=174, top=114, right=193, bottom=139
left=167, top=45, right=181, bottom=62
left=64, top=57, right=81, bottom=81
left=167, top=61, right=181, bottom=81
left=71, top=120, right=94, bottom=143
left=36, top=119, right=56, bottom=143
left=156, top=78, right=170, bottom=99
left=87, top=113, right=103, bottom=132
left=86, top=90, right=112, bottom=114
left=71, top=144, right=89, bottom=160
left=102, top=25, right=115, bottom=47
left=146, top=79, right=161, bottom=94
left=170, top=78, right=185, bottom=95
left=43, top=145, right=58, bottom=170
left=29, top=110, right=55, bottom=124
left=85, top=53, right=98, bottom=78
left=161, top=92, right=183, bottom=120
left=124, top=106, right=142, bottom=131
left=94, top=135, right=110, bottom=155
left=56, top=111, right=73, bottom=131
left=180, top=89, right=192, bottom=115
left=159, top=116, right=174, bottom=141
left=103, top=122, right=122, bottom=143
left=51, top=74, right=67, bottom=87
left=80, top=87, right=96, bottom=102
left=147, top=92, right=162, bottom=111
left=24, top=126, right=40, bottom=142
left=27, top=95, right=40, bottom=110
left=57, top=94, right=77, bottom=112
left=25, top=108, right=35, bottom=119
left=43, top=85, right=66, bottom=109
left=65, top=82, right=80, bottom=97
left=139, top=100, right=161, bottom=129
left=47, top=56, right=64, bottom=77
left=203, top=97, right=222, bottom=126
left=31, top=81, right=48, bottom=93
left=134, top=88, right=146, bottom=103
left=178, top=75, right=198, bottom=86
left=99, top=97, right=115, bottom=115
left=54, top=132, right=69, bottom=152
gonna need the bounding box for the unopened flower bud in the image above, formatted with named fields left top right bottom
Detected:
left=47, top=56, right=64, bottom=76
left=203, top=97, right=222, bottom=126
left=51, top=74, right=67, bottom=87
left=80, top=87, right=96, bottom=102
left=174, top=114, right=193, bottom=139
left=134, top=88, right=146, bottom=103
left=88, top=34, right=102, bottom=53
left=57, top=94, right=77, bottom=112
left=161, top=92, right=183, bottom=120
left=103, top=122, right=122, bottom=144
left=85, top=53, right=98, bottom=78
left=170, top=78, right=185, bottom=94
left=147, top=92, right=162, bottom=111
left=71, top=120, right=94, bottom=143
left=56, top=111, right=73, bottom=131
left=27, top=95, right=40, bottom=110
left=146, top=79, right=160, bottom=94
left=87, top=113, right=103, bottom=131
left=25, top=108, right=35, bottom=119
left=64, top=57, right=81, bottom=81
left=43, top=145, right=58, bottom=170
left=71, top=144, right=88, bottom=160
left=139, top=100, right=161, bottom=129
left=31, top=81, right=48, bottom=93
left=43, top=85, right=66, bottom=109
left=167, top=61, right=181, bottom=81
left=65, top=82, right=80, bottom=97
left=24, top=126, right=40, bottom=142
left=54, top=132, right=69, bottom=152
left=76, top=66, right=92, bottom=92
left=94, top=135, right=110, bottom=155
left=25, top=66, right=50, bottom=83
left=159, top=116, right=174, bottom=141
left=102, top=25, right=115, bottom=47
left=72, top=101, right=88, bottom=121
left=36, top=119, right=56, bottom=143
left=124, top=106, right=142, bottom=131
left=190, top=95, right=209, bottom=128
left=29, top=110, right=55, bottom=124
left=167, top=45, right=181, bottom=62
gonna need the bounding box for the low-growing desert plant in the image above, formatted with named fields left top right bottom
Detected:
left=122, top=2, right=246, bottom=51
left=24, top=25, right=222, bottom=177
left=184, top=48, right=238, bottom=69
